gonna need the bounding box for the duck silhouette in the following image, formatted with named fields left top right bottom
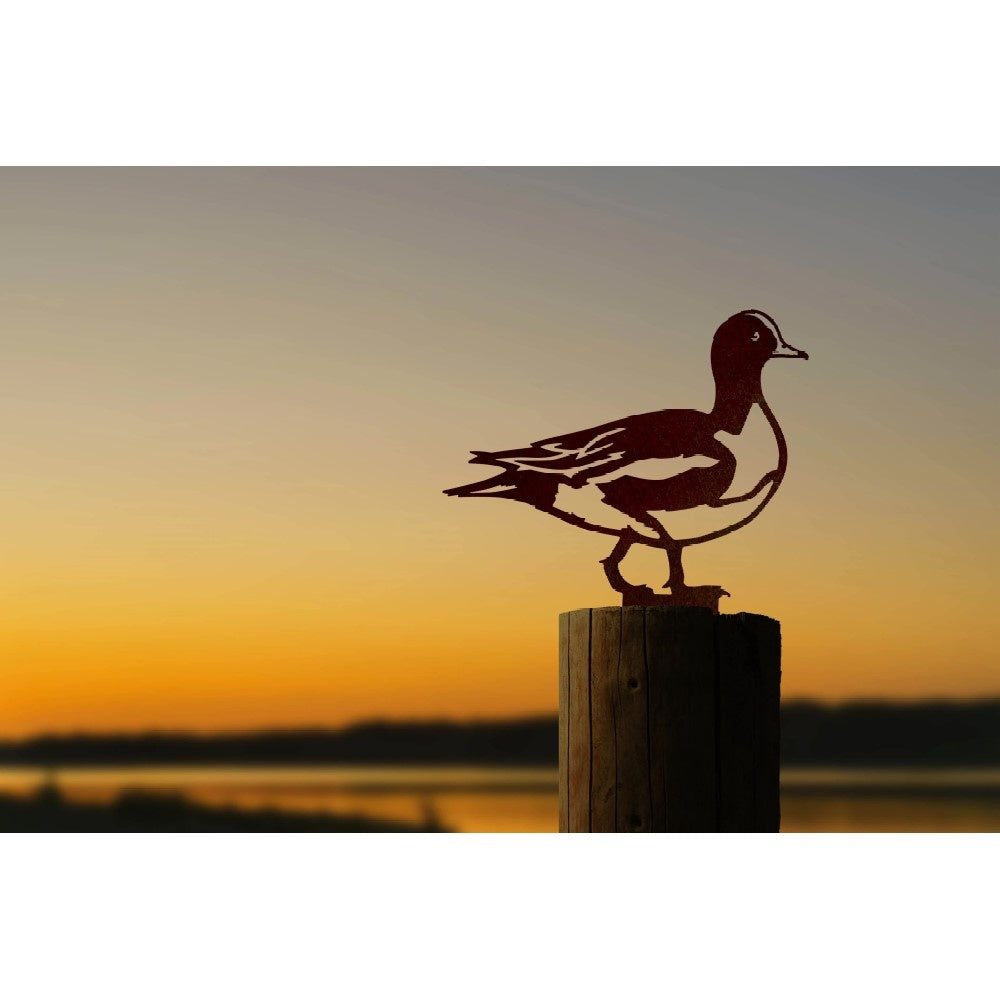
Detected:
left=445, top=309, right=808, bottom=608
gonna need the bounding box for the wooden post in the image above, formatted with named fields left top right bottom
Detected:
left=558, top=606, right=781, bottom=833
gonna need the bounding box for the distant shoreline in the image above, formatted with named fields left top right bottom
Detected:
left=3, top=700, right=1000, bottom=768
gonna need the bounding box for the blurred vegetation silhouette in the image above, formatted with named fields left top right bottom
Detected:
left=781, top=700, right=1000, bottom=766
left=0, top=717, right=557, bottom=767
left=2, top=702, right=1000, bottom=768
left=0, top=781, right=447, bottom=832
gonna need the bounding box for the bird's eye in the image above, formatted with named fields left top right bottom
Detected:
left=751, top=331, right=760, bottom=342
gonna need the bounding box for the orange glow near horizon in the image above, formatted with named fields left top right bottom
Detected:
left=1, top=167, right=997, bottom=736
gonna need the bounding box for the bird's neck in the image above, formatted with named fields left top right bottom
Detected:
left=710, top=371, right=762, bottom=434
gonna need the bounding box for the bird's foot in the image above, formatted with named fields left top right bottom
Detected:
left=618, top=584, right=729, bottom=611
left=659, top=583, right=730, bottom=612
left=618, top=584, right=658, bottom=607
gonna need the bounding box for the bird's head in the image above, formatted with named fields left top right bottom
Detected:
left=711, top=309, right=809, bottom=383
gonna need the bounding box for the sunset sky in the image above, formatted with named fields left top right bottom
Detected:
left=1, top=166, right=997, bottom=736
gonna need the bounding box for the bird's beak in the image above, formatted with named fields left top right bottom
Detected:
left=771, top=341, right=809, bottom=360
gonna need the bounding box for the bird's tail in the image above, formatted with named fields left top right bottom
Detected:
left=443, top=471, right=519, bottom=498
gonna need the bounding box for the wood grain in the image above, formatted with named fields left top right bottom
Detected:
left=645, top=607, right=668, bottom=831
left=750, top=614, right=781, bottom=832
left=716, top=614, right=756, bottom=831
left=615, top=607, right=651, bottom=832
left=567, top=609, right=592, bottom=832
left=589, top=607, right=621, bottom=832
left=653, top=607, right=717, bottom=832
left=558, top=612, right=570, bottom=833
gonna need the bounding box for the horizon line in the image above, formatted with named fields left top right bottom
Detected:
left=5, top=695, right=1000, bottom=743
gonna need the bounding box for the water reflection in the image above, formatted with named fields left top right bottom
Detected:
left=2, top=766, right=1000, bottom=832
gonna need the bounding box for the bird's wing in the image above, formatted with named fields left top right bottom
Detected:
left=468, top=419, right=632, bottom=475
left=468, top=410, right=721, bottom=481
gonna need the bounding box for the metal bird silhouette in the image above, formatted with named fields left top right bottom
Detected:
left=445, top=309, right=808, bottom=608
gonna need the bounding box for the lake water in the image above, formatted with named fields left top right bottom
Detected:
left=3, top=765, right=1000, bottom=832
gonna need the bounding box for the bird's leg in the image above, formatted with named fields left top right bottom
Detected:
left=662, top=539, right=730, bottom=605
left=601, top=529, right=656, bottom=604
left=603, top=515, right=729, bottom=609
left=624, top=513, right=688, bottom=595
left=664, top=541, right=686, bottom=592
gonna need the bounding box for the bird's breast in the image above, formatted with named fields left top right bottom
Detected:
left=655, top=404, right=783, bottom=540
left=714, top=404, right=781, bottom=501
